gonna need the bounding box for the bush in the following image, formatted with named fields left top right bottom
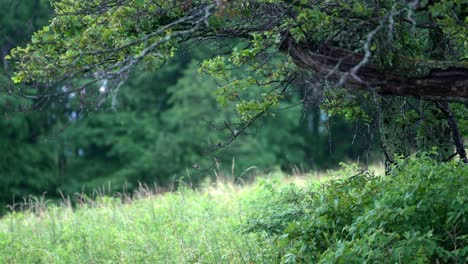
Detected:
left=244, top=155, right=467, bottom=263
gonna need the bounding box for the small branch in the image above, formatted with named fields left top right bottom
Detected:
left=436, top=101, right=468, bottom=163
left=380, top=141, right=393, bottom=164
left=444, top=152, right=459, bottom=162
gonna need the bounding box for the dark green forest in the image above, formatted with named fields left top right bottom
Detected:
left=0, top=0, right=375, bottom=214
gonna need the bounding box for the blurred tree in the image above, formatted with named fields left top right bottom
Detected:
left=58, top=47, right=370, bottom=192
left=0, top=0, right=54, bottom=213
left=0, top=0, right=51, bottom=70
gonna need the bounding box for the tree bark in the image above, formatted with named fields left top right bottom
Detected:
left=281, top=38, right=468, bottom=102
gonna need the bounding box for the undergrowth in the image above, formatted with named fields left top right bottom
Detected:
left=244, top=155, right=467, bottom=263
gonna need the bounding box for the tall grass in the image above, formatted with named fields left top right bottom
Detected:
left=0, top=164, right=387, bottom=263
left=0, top=170, right=319, bottom=264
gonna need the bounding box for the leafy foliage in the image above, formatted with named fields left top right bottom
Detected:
left=6, top=0, right=467, bottom=169
left=244, top=155, right=467, bottom=263
left=8, top=0, right=467, bottom=104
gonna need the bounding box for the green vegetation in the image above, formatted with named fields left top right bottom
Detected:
left=0, top=0, right=373, bottom=213
left=245, top=155, right=467, bottom=263
left=1, top=156, right=466, bottom=263
left=0, top=1, right=467, bottom=262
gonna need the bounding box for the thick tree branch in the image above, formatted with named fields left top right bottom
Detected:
left=281, top=36, right=468, bottom=102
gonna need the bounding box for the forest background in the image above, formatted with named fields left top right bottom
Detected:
left=0, top=0, right=375, bottom=215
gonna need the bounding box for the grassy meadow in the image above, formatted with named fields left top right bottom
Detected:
left=1, top=159, right=465, bottom=264
left=0, top=169, right=334, bottom=264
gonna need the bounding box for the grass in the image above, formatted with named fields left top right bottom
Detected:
left=0, top=165, right=383, bottom=263
left=0, top=172, right=302, bottom=263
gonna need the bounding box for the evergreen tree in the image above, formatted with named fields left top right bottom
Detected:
left=0, top=0, right=54, bottom=213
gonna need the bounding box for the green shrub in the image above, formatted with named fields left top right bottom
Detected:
left=244, top=155, right=467, bottom=263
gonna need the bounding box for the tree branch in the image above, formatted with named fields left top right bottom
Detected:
left=281, top=37, right=468, bottom=102
left=435, top=101, right=468, bottom=163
